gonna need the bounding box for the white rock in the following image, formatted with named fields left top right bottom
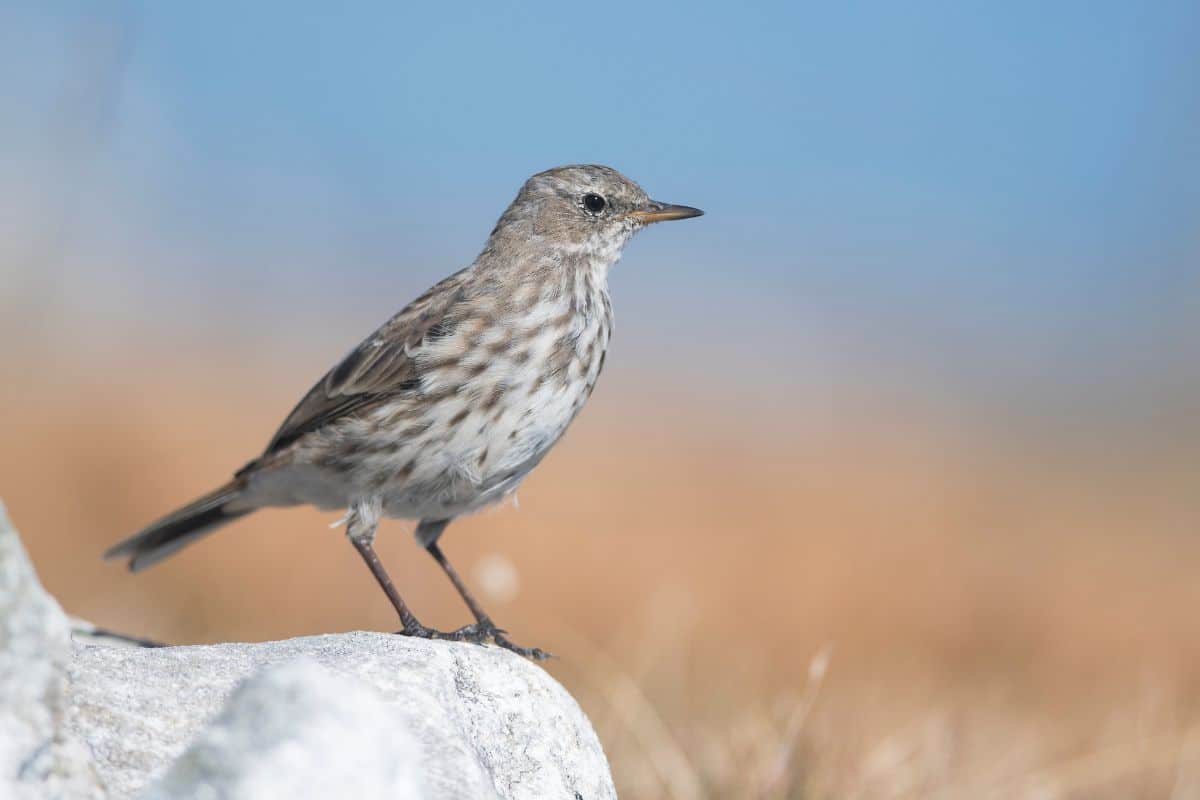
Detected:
left=68, top=633, right=613, bottom=800
left=142, top=658, right=426, bottom=800
left=0, top=503, right=615, bottom=800
left=0, top=501, right=100, bottom=799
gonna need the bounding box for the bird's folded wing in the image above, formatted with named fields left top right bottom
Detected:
left=259, top=269, right=470, bottom=455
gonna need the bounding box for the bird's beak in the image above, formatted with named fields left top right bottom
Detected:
left=628, top=201, right=704, bottom=224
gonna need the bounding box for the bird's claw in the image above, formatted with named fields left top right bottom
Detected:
left=395, top=619, right=551, bottom=661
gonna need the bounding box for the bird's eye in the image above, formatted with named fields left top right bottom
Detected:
left=582, top=193, right=607, bottom=213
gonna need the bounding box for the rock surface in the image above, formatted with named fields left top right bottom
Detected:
left=69, top=632, right=613, bottom=800
left=140, top=659, right=426, bottom=800
left=0, top=502, right=100, bottom=799
left=0, top=502, right=615, bottom=799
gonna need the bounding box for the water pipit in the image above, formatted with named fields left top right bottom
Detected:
left=106, top=165, right=703, bottom=659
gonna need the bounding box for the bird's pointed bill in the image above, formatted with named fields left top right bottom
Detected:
left=629, top=202, right=704, bottom=224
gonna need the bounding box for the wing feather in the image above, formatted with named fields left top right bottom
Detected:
left=261, top=269, right=469, bottom=455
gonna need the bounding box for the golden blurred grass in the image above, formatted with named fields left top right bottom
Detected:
left=5, top=355, right=1200, bottom=798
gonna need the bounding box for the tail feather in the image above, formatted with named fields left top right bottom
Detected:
left=105, top=483, right=253, bottom=572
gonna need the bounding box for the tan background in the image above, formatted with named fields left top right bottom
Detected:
left=7, top=348, right=1200, bottom=797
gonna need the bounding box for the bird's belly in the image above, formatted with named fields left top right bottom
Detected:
left=375, top=379, right=587, bottom=519
left=274, top=298, right=610, bottom=521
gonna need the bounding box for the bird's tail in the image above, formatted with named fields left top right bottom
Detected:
left=104, top=481, right=253, bottom=572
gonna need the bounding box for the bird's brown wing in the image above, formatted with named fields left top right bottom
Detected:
left=259, top=269, right=470, bottom=456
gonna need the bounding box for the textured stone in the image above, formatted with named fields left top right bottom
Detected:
left=142, top=658, right=426, bottom=799
left=0, top=502, right=100, bottom=799
left=68, top=632, right=613, bottom=800
left=0, top=503, right=614, bottom=800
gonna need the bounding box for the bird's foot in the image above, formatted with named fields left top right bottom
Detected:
left=396, top=619, right=551, bottom=661
left=459, top=619, right=554, bottom=661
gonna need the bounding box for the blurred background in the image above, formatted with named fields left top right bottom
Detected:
left=3, top=2, right=1199, bottom=797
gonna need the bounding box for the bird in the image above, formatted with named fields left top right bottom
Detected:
left=104, top=165, right=703, bottom=659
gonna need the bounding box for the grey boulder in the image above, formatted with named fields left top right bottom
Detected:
left=0, top=502, right=615, bottom=799
left=0, top=502, right=100, bottom=799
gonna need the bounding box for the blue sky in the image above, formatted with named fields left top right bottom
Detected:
left=3, top=2, right=1198, bottom=422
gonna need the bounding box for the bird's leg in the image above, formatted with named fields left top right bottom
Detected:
left=428, top=543, right=552, bottom=661
left=350, top=537, right=429, bottom=635
left=417, top=519, right=551, bottom=661
left=426, top=542, right=491, bottom=625
left=346, top=501, right=437, bottom=638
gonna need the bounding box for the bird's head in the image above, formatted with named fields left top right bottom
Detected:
left=489, top=164, right=703, bottom=263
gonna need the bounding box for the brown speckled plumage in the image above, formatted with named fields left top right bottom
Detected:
left=105, top=165, right=702, bottom=658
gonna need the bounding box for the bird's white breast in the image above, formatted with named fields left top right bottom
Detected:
left=371, top=273, right=611, bottom=519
